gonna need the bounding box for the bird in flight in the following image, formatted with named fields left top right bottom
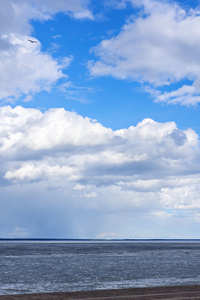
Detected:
left=28, top=39, right=38, bottom=43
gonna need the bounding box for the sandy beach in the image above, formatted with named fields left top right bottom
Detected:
left=1, top=285, right=200, bottom=300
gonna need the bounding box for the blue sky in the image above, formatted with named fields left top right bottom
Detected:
left=24, top=1, right=200, bottom=132
left=1, top=0, right=200, bottom=239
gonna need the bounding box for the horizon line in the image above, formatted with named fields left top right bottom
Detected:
left=1, top=238, right=200, bottom=241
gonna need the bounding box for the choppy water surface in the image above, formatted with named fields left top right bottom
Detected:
left=1, top=241, right=200, bottom=295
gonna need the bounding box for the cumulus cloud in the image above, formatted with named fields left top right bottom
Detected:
left=0, top=106, right=112, bottom=153
left=4, top=162, right=78, bottom=182
left=0, top=35, right=67, bottom=101
left=1, top=106, right=198, bottom=177
left=0, top=106, right=199, bottom=211
left=0, top=0, right=92, bottom=101
left=0, top=105, right=200, bottom=237
left=88, top=0, right=200, bottom=106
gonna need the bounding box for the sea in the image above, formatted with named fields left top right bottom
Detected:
left=0, top=240, right=200, bottom=295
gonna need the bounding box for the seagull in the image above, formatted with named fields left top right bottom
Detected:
left=28, top=39, right=38, bottom=43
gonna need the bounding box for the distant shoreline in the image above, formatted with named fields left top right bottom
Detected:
left=1, top=238, right=200, bottom=242
left=1, top=285, right=200, bottom=299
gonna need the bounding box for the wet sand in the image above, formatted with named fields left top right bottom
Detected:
left=1, top=285, right=200, bottom=300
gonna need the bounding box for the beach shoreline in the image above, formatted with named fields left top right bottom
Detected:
left=1, top=285, right=200, bottom=299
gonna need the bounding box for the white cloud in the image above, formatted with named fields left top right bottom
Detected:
left=73, top=9, right=94, bottom=20
left=59, top=81, right=96, bottom=102
left=3, top=106, right=111, bottom=151
left=155, top=85, right=200, bottom=106
left=0, top=0, right=93, bottom=36
left=0, top=105, right=198, bottom=175
left=0, top=34, right=66, bottom=101
left=84, top=192, right=97, bottom=198
left=0, top=106, right=199, bottom=196
left=74, top=184, right=86, bottom=190
left=4, top=162, right=78, bottom=182
left=0, top=0, right=92, bottom=101
left=88, top=0, right=200, bottom=106
left=32, top=0, right=94, bottom=20
left=0, top=105, right=200, bottom=237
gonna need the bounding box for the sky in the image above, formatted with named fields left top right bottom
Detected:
left=1, top=0, right=200, bottom=239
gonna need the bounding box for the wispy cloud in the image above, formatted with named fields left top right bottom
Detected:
left=155, top=85, right=200, bottom=106
left=59, top=81, right=97, bottom=102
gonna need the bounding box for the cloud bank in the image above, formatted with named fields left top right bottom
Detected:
left=1, top=106, right=200, bottom=238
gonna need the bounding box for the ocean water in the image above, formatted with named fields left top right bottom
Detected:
left=0, top=240, right=200, bottom=295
